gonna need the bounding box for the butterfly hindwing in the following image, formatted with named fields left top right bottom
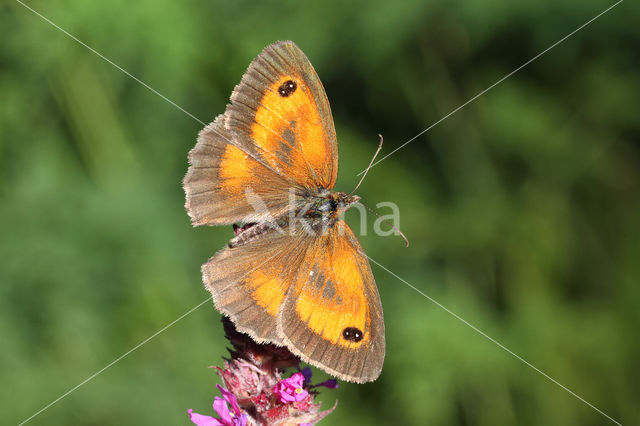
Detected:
left=183, top=115, right=304, bottom=226
left=201, top=226, right=308, bottom=344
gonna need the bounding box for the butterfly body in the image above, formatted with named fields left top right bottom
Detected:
left=305, top=191, right=360, bottom=221
left=184, top=41, right=384, bottom=383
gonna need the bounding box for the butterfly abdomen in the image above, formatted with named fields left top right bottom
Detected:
left=228, top=192, right=360, bottom=248
left=228, top=222, right=273, bottom=248
left=228, top=215, right=292, bottom=248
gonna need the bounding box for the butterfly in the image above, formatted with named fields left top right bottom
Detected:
left=183, top=40, right=384, bottom=383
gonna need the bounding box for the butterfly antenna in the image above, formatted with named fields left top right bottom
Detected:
left=351, top=134, right=384, bottom=195
left=360, top=202, right=410, bottom=247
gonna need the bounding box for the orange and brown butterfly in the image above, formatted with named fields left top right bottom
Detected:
left=183, top=40, right=384, bottom=383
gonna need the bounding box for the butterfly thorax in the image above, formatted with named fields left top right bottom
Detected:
left=228, top=191, right=359, bottom=248
left=303, top=191, right=360, bottom=222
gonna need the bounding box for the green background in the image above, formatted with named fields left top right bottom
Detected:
left=2, top=1, right=639, bottom=424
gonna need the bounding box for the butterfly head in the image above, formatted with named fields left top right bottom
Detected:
left=333, top=191, right=361, bottom=212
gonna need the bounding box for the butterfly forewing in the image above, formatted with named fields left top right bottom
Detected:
left=277, top=221, right=385, bottom=383
left=225, top=41, right=338, bottom=190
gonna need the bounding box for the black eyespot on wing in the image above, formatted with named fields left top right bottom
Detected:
left=342, top=327, right=363, bottom=342
left=278, top=80, right=297, bottom=97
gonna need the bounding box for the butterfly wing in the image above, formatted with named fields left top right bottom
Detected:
left=202, top=219, right=385, bottom=382
left=189, top=41, right=380, bottom=381
left=201, top=225, right=307, bottom=344
left=184, top=115, right=302, bottom=225
left=183, top=41, right=338, bottom=225
left=277, top=220, right=385, bottom=383
left=225, top=40, right=338, bottom=190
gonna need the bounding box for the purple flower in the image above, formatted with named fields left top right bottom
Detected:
left=189, top=319, right=338, bottom=425
left=273, top=372, right=309, bottom=403
left=298, top=366, right=338, bottom=390
left=313, top=379, right=339, bottom=390
left=300, top=367, right=313, bottom=385
left=188, top=409, right=222, bottom=426
left=188, top=385, right=248, bottom=426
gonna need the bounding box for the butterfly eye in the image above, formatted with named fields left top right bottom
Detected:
left=278, top=80, right=297, bottom=97
left=342, top=327, right=364, bottom=342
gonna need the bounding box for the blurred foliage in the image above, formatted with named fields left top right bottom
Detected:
left=1, top=0, right=639, bottom=425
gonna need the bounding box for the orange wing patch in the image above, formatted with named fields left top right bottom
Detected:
left=250, top=75, right=332, bottom=188
left=247, top=269, right=286, bottom=317
left=218, top=144, right=252, bottom=193
left=212, top=142, right=292, bottom=212
left=293, top=226, right=371, bottom=349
